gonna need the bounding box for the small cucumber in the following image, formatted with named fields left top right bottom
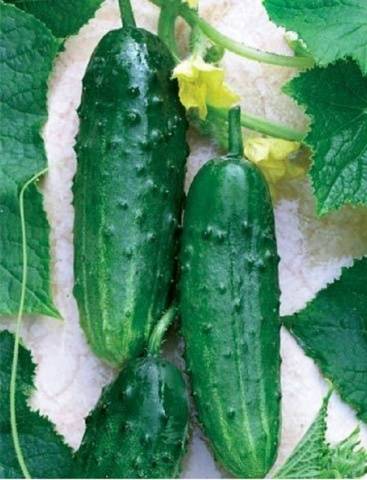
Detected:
left=73, top=309, right=190, bottom=478
left=180, top=108, right=281, bottom=478
left=73, top=21, right=188, bottom=366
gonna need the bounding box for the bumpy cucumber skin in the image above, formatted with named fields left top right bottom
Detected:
left=73, top=27, right=188, bottom=366
left=180, top=157, right=281, bottom=478
left=73, top=356, right=190, bottom=478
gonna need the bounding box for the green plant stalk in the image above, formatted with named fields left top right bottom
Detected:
left=241, top=111, right=305, bottom=141
left=158, top=6, right=180, bottom=61
left=149, top=0, right=314, bottom=69
left=190, top=24, right=207, bottom=56
left=119, top=0, right=136, bottom=27
left=213, top=107, right=305, bottom=142
left=185, top=10, right=314, bottom=69
left=10, top=168, right=48, bottom=480
left=148, top=306, right=177, bottom=355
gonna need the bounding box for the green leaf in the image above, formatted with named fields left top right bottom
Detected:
left=0, top=331, right=73, bottom=478
left=4, top=0, right=103, bottom=38
left=284, top=61, right=367, bottom=214
left=0, top=2, right=59, bottom=317
left=284, top=257, right=367, bottom=423
left=275, top=393, right=330, bottom=478
left=275, top=393, right=367, bottom=478
left=263, top=0, right=367, bottom=75
left=327, top=428, right=367, bottom=478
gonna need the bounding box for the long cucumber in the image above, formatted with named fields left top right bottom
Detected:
left=180, top=107, right=281, bottom=478
left=73, top=5, right=189, bottom=366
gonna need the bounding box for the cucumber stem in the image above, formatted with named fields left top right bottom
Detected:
left=211, top=107, right=306, bottom=142
left=240, top=110, right=305, bottom=142
left=148, top=306, right=177, bottom=356
left=119, top=0, right=136, bottom=28
left=158, top=6, right=180, bottom=61
left=185, top=10, right=314, bottom=69
left=228, top=106, right=244, bottom=157
left=190, top=24, right=207, bottom=57
left=149, top=0, right=314, bottom=69
left=10, top=167, right=48, bottom=480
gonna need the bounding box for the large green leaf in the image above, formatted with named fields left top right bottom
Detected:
left=0, top=2, right=58, bottom=317
left=263, top=0, right=367, bottom=75
left=284, top=257, right=367, bottom=423
left=275, top=393, right=367, bottom=478
left=0, top=331, right=73, bottom=478
left=285, top=61, right=367, bottom=214
left=5, top=0, right=103, bottom=38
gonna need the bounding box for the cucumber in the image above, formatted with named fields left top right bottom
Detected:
left=73, top=309, right=190, bottom=478
left=73, top=13, right=188, bottom=366
left=180, top=107, right=281, bottom=478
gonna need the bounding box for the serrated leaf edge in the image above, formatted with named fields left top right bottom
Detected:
left=282, top=65, right=367, bottom=215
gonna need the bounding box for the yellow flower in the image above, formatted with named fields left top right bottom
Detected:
left=244, top=137, right=306, bottom=185
left=183, top=0, right=198, bottom=7
left=172, top=54, right=239, bottom=119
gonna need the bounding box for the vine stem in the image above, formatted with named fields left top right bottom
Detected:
left=184, top=10, right=314, bottom=69
left=10, top=167, right=48, bottom=480
left=149, top=0, right=314, bottom=69
left=119, top=0, right=136, bottom=27
left=148, top=306, right=177, bottom=356
left=158, top=6, right=180, bottom=61
left=190, top=24, right=207, bottom=57
left=241, top=111, right=305, bottom=141
left=212, top=107, right=305, bottom=142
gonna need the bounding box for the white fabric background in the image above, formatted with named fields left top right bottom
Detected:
left=1, top=0, right=367, bottom=477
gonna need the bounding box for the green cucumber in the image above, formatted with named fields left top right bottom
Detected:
left=73, top=7, right=188, bottom=366
left=180, top=107, right=281, bottom=478
left=73, top=308, right=190, bottom=478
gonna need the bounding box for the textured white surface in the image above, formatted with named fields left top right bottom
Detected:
left=1, top=0, right=367, bottom=477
